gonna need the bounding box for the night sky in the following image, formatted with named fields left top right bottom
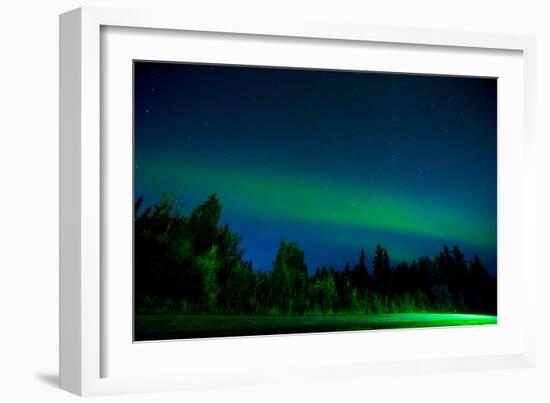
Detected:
left=134, top=61, right=497, bottom=275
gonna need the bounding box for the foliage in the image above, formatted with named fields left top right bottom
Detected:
left=135, top=194, right=497, bottom=316
left=272, top=241, right=309, bottom=314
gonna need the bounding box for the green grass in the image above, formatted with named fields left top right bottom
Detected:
left=134, top=313, right=497, bottom=341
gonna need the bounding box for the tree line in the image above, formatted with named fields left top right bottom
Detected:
left=135, top=194, right=496, bottom=316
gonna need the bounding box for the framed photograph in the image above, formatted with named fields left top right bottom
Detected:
left=132, top=61, right=501, bottom=342
left=60, top=7, right=537, bottom=396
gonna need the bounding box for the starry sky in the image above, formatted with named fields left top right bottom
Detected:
left=134, top=61, right=497, bottom=275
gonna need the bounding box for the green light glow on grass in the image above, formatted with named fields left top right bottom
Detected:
left=140, top=158, right=496, bottom=251
left=135, top=313, right=498, bottom=340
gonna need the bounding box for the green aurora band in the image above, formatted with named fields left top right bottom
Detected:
left=138, top=157, right=496, bottom=253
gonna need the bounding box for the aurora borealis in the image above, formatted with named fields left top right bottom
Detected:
left=134, top=62, right=497, bottom=275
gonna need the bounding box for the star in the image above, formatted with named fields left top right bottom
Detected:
left=133, top=60, right=498, bottom=275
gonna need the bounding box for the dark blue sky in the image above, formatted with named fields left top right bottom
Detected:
left=134, top=61, right=497, bottom=275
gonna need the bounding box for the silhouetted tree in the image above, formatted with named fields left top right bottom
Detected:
left=134, top=193, right=497, bottom=317
left=311, top=269, right=337, bottom=313
left=272, top=241, right=308, bottom=314
left=189, top=194, right=222, bottom=254
left=373, top=244, right=391, bottom=296
left=351, top=248, right=369, bottom=294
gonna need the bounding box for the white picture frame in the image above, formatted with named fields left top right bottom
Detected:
left=59, top=6, right=537, bottom=396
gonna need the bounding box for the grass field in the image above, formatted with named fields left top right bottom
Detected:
left=134, top=313, right=497, bottom=341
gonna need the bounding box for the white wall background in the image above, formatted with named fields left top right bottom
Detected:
left=0, top=0, right=548, bottom=401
